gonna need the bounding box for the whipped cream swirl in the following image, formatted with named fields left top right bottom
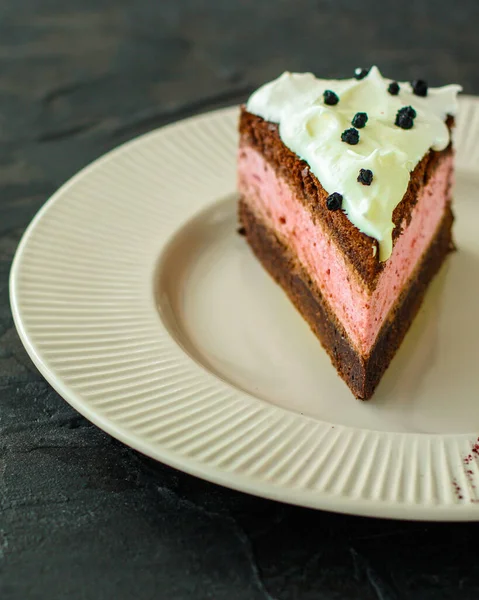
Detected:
left=246, top=66, right=462, bottom=260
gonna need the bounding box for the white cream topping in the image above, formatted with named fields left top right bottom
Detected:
left=246, top=66, right=462, bottom=260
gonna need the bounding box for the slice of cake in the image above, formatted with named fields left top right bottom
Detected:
left=238, top=66, right=462, bottom=399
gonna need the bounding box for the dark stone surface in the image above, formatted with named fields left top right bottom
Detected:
left=1, top=1, right=479, bottom=598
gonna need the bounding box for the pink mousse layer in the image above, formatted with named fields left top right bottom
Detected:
left=238, top=146, right=453, bottom=355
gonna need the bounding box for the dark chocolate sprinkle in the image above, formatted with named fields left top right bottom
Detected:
left=341, top=128, right=360, bottom=145
left=351, top=112, right=368, bottom=128
left=395, top=111, right=414, bottom=129
left=357, top=168, right=373, bottom=185
left=411, top=79, right=428, bottom=97
left=323, top=89, right=339, bottom=105
left=326, top=192, right=343, bottom=211
left=354, top=67, right=370, bottom=80
left=388, top=81, right=400, bottom=95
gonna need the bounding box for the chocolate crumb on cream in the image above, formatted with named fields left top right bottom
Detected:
left=357, top=169, right=373, bottom=185
left=395, top=111, right=414, bottom=129
left=341, top=128, right=360, bottom=145
left=352, top=112, right=368, bottom=128
left=412, top=79, right=428, bottom=97
left=354, top=67, right=370, bottom=80
left=326, top=192, right=343, bottom=211
left=323, top=90, right=339, bottom=105
left=388, top=81, right=400, bottom=95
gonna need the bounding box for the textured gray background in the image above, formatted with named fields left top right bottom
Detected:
left=1, top=1, right=479, bottom=599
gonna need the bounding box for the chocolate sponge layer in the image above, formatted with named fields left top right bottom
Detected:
left=239, top=198, right=454, bottom=399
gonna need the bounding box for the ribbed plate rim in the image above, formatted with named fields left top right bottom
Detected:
left=9, top=97, right=479, bottom=521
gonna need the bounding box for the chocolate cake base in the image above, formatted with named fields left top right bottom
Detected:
left=239, top=198, right=454, bottom=399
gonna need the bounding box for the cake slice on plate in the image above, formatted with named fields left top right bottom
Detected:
left=238, top=66, right=461, bottom=399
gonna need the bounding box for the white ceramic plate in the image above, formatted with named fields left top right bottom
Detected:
left=10, top=98, right=479, bottom=521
